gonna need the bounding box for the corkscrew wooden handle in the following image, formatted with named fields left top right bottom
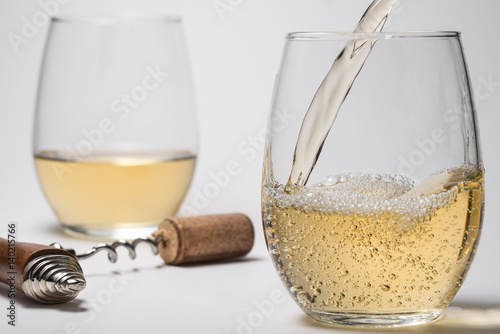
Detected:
left=0, top=238, right=66, bottom=292
left=0, top=237, right=86, bottom=303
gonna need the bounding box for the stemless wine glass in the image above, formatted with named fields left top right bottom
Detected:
left=262, top=32, right=484, bottom=327
left=34, top=16, right=198, bottom=239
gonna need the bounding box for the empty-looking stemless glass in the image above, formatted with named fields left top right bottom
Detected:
left=262, top=32, right=484, bottom=327
left=34, top=16, right=197, bottom=239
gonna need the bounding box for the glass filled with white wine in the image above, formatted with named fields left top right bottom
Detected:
left=262, top=31, right=484, bottom=327
left=34, top=16, right=197, bottom=239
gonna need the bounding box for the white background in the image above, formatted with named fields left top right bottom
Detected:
left=1, top=1, right=499, bottom=333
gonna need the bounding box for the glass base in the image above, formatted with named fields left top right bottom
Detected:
left=61, top=224, right=157, bottom=240
left=306, top=310, right=442, bottom=328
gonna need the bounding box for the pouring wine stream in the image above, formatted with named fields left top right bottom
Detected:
left=286, top=0, right=400, bottom=189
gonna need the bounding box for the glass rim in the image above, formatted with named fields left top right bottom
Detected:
left=51, top=15, right=182, bottom=24
left=287, top=31, right=460, bottom=40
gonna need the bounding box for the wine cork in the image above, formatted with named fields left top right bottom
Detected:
left=152, top=213, right=254, bottom=265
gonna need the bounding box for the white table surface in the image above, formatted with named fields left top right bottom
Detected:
left=1, top=1, right=500, bottom=333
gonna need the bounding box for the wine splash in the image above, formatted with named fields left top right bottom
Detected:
left=287, top=0, right=399, bottom=188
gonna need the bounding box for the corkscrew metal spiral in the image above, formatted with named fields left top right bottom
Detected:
left=50, top=237, right=161, bottom=263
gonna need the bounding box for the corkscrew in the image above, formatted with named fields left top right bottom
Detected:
left=0, top=214, right=254, bottom=304
left=50, top=237, right=160, bottom=263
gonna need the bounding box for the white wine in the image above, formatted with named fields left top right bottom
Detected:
left=263, top=166, right=483, bottom=314
left=35, top=150, right=196, bottom=234
left=288, top=0, right=399, bottom=187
